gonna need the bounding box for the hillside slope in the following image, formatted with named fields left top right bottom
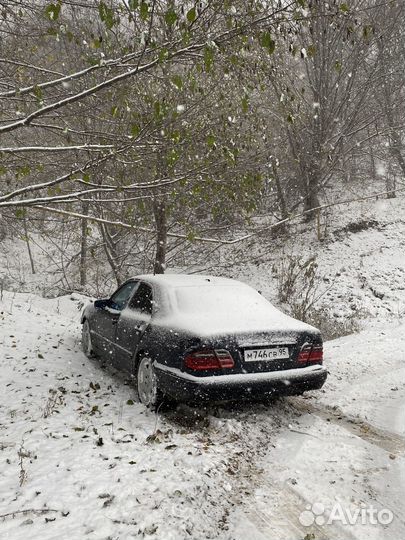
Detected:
left=226, top=195, right=405, bottom=329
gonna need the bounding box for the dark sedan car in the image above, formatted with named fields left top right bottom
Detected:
left=81, top=274, right=327, bottom=407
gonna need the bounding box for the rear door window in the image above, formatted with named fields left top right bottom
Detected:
left=128, top=283, right=153, bottom=315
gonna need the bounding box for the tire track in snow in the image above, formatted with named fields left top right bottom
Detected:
left=291, top=399, right=405, bottom=456
left=240, top=480, right=358, bottom=540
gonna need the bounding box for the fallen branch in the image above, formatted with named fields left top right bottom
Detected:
left=0, top=508, right=58, bottom=521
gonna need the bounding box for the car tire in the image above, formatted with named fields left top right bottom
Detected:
left=136, top=355, right=164, bottom=409
left=81, top=319, right=95, bottom=358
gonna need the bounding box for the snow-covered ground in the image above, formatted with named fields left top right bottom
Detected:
left=1, top=196, right=404, bottom=539
left=228, top=196, right=405, bottom=325
left=230, top=321, right=405, bottom=540
left=1, top=297, right=404, bottom=539
left=0, top=291, right=302, bottom=539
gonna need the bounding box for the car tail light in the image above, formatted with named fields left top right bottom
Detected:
left=298, top=344, right=312, bottom=362
left=215, top=350, right=235, bottom=368
left=298, top=343, right=323, bottom=363
left=308, top=344, right=323, bottom=362
left=184, top=349, right=234, bottom=371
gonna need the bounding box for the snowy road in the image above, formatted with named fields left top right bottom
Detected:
left=230, top=323, right=405, bottom=540
left=0, top=292, right=404, bottom=539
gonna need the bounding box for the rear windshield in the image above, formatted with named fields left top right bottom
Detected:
left=175, top=285, right=273, bottom=314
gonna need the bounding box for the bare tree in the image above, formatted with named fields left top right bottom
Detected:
left=260, top=0, right=398, bottom=215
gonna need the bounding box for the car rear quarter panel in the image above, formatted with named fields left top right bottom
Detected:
left=135, top=324, right=201, bottom=372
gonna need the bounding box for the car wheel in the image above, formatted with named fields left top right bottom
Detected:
left=81, top=319, right=94, bottom=358
left=136, top=355, right=163, bottom=409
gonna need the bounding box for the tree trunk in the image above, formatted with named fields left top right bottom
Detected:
left=303, top=168, right=320, bottom=219
left=272, top=160, right=288, bottom=221
left=99, top=223, right=122, bottom=286
left=368, top=125, right=377, bottom=184
left=79, top=201, right=88, bottom=287
left=23, top=214, right=35, bottom=274
left=153, top=200, right=167, bottom=275
left=386, top=162, right=397, bottom=199
left=388, top=132, right=405, bottom=180
left=378, top=39, right=405, bottom=182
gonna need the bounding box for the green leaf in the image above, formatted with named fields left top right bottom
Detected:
left=260, top=32, right=275, bottom=54
left=207, top=134, right=216, bottom=148
left=165, top=8, right=177, bottom=26
left=287, top=114, right=294, bottom=124
left=187, top=7, right=196, bottom=23
left=128, top=0, right=138, bottom=8
left=186, top=230, right=196, bottom=242
left=140, top=1, right=149, bottom=21
left=46, top=185, right=60, bottom=196
left=153, top=100, right=161, bottom=119
left=131, top=124, right=140, bottom=138
left=0, top=165, right=7, bottom=176
left=241, top=95, right=249, bottom=113
left=166, top=148, right=179, bottom=167
left=181, top=28, right=191, bottom=46
left=111, top=105, right=118, bottom=117
left=334, top=60, right=342, bottom=72
left=15, top=208, right=26, bottom=219
left=171, top=74, right=183, bottom=90
left=171, top=130, right=181, bottom=143
left=158, top=47, right=169, bottom=63
left=98, top=2, right=115, bottom=30
left=223, top=146, right=237, bottom=164
left=307, top=44, right=316, bottom=57
left=92, top=38, right=102, bottom=49
left=16, top=165, right=31, bottom=178
left=127, top=399, right=134, bottom=405
left=340, top=2, right=349, bottom=12
left=204, top=45, right=214, bottom=72
left=363, top=25, right=374, bottom=40
left=45, top=3, right=61, bottom=22
left=83, top=173, right=90, bottom=183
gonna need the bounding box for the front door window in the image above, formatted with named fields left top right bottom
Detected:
left=110, top=282, right=138, bottom=311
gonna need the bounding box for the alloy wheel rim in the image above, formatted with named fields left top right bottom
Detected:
left=82, top=321, right=92, bottom=355
left=138, top=357, right=156, bottom=406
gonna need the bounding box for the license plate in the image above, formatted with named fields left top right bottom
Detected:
left=244, top=347, right=289, bottom=362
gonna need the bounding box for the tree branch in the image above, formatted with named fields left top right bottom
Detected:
left=0, top=3, right=294, bottom=135
left=0, top=144, right=114, bottom=153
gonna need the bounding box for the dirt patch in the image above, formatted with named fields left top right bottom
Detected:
left=333, top=219, right=380, bottom=240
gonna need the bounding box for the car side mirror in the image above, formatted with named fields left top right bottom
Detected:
left=94, top=299, right=109, bottom=309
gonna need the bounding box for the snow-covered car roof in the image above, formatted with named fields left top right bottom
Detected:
left=127, top=273, right=318, bottom=336
left=129, top=273, right=242, bottom=289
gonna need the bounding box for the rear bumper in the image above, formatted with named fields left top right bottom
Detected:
left=154, top=363, right=328, bottom=403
